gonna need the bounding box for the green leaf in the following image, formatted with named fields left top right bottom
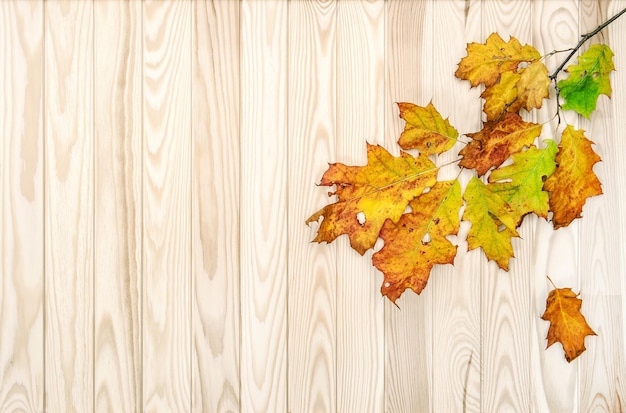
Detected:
left=558, top=44, right=615, bottom=118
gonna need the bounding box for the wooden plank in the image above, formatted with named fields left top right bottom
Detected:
left=384, top=1, right=433, bottom=411
left=93, top=1, right=142, bottom=412
left=142, top=1, right=191, bottom=411
left=287, top=1, right=337, bottom=412
left=578, top=1, right=626, bottom=410
left=430, top=1, right=482, bottom=412
left=44, top=1, right=94, bottom=411
left=530, top=1, right=580, bottom=411
left=335, top=0, right=384, bottom=411
left=239, top=2, right=288, bottom=411
left=0, top=1, right=44, bottom=412
left=191, top=1, right=240, bottom=412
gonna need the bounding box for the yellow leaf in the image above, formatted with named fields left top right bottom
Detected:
left=511, top=61, right=550, bottom=112
left=481, top=71, right=520, bottom=120
left=397, top=102, right=459, bottom=155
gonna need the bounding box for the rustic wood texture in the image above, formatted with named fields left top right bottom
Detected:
left=0, top=1, right=624, bottom=412
left=191, top=1, right=240, bottom=412
left=142, top=1, right=191, bottom=411
left=0, top=1, right=44, bottom=412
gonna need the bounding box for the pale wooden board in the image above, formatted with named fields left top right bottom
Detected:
left=384, top=1, right=433, bottom=411
left=287, top=1, right=337, bottom=412
left=0, top=1, right=44, bottom=412
left=239, top=1, right=288, bottom=412
left=93, top=1, right=142, bottom=412
left=191, top=1, right=240, bottom=412
left=44, top=1, right=94, bottom=411
left=578, top=1, right=626, bottom=410
left=142, top=1, right=191, bottom=411
left=530, top=1, right=581, bottom=411
left=335, top=0, right=384, bottom=411
left=430, top=1, right=482, bottom=411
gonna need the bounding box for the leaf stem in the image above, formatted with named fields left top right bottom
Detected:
left=547, top=275, right=557, bottom=290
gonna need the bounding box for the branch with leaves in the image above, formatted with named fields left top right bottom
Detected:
left=307, top=8, right=625, bottom=362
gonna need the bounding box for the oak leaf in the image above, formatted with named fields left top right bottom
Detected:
left=459, top=113, right=543, bottom=176
left=543, top=126, right=602, bottom=229
left=455, top=33, right=541, bottom=87
left=306, top=143, right=438, bottom=255
left=558, top=44, right=615, bottom=118
left=397, top=102, right=459, bottom=155
left=372, top=180, right=462, bottom=302
left=489, top=140, right=558, bottom=225
left=481, top=71, right=520, bottom=120
left=463, top=177, right=519, bottom=270
left=541, top=286, right=596, bottom=362
left=511, top=61, right=551, bottom=112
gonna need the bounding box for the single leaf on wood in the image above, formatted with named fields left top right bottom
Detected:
left=541, top=286, right=597, bottom=362
left=543, top=125, right=602, bottom=229
left=455, top=32, right=541, bottom=87
left=459, top=113, right=543, bottom=176
left=397, top=102, right=459, bottom=155
left=306, top=143, right=438, bottom=255
left=558, top=44, right=615, bottom=118
left=463, top=177, right=519, bottom=270
left=373, top=180, right=462, bottom=302
left=489, top=140, right=558, bottom=225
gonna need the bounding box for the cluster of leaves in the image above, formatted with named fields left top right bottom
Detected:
left=307, top=33, right=613, bottom=361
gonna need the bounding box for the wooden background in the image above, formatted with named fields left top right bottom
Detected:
left=1, top=0, right=625, bottom=412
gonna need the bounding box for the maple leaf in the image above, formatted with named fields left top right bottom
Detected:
left=372, top=180, right=462, bottom=302
left=488, top=140, right=558, bottom=225
left=558, top=44, right=615, bottom=118
left=455, top=33, right=541, bottom=88
left=306, top=143, right=438, bottom=255
left=397, top=102, right=459, bottom=155
left=459, top=113, right=543, bottom=176
left=541, top=285, right=597, bottom=362
left=463, top=177, right=519, bottom=270
left=543, top=125, right=602, bottom=229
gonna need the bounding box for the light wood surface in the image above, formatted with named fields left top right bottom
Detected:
left=0, top=1, right=624, bottom=412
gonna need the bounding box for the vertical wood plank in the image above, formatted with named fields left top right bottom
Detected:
left=578, top=1, right=626, bottom=410
left=335, top=0, right=384, bottom=411
left=530, top=2, right=580, bottom=411
left=480, top=2, right=534, bottom=411
left=0, top=1, right=44, bottom=412
left=384, top=1, right=433, bottom=411
left=142, top=1, right=191, bottom=411
left=239, top=0, right=289, bottom=411
left=288, top=1, right=337, bottom=412
left=93, top=1, right=142, bottom=412
left=191, top=1, right=240, bottom=412
left=44, top=1, right=94, bottom=411
left=430, top=1, right=482, bottom=412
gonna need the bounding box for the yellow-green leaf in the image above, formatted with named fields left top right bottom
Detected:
left=397, top=102, right=459, bottom=155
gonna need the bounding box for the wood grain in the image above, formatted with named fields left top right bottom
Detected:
left=430, top=1, right=482, bottom=412
left=335, top=1, right=384, bottom=411
left=142, top=1, right=191, bottom=411
left=191, top=1, right=240, bottom=412
left=44, top=1, right=94, bottom=411
left=288, top=1, right=337, bottom=412
left=384, top=1, right=433, bottom=411
left=94, top=1, right=142, bottom=412
left=240, top=2, right=288, bottom=412
left=0, top=1, right=44, bottom=412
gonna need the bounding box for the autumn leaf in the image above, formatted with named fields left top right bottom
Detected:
left=397, top=102, right=459, bottom=155
left=481, top=71, right=520, bottom=120
left=455, top=33, right=541, bottom=88
left=373, top=180, right=462, bottom=302
left=558, top=44, right=615, bottom=118
left=489, top=140, right=558, bottom=225
left=307, top=143, right=438, bottom=255
left=541, top=285, right=596, bottom=362
left=543, top=125, right=602, bottom=229
left=511, top=61, right=551, bottom=112
left=459, top=113, right=543, bottom=176
left=463, top=177, right=519, bottom=270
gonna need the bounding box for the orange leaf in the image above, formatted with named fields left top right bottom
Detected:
left=459, top=113, right=542, bottom=176
left=543, top=125, right=602, bottom=229
left=541, top=286, right=596, bottom=362
left=307, top=143, right=438, bottom=255
left=397, top=102, right=459, bottom=155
